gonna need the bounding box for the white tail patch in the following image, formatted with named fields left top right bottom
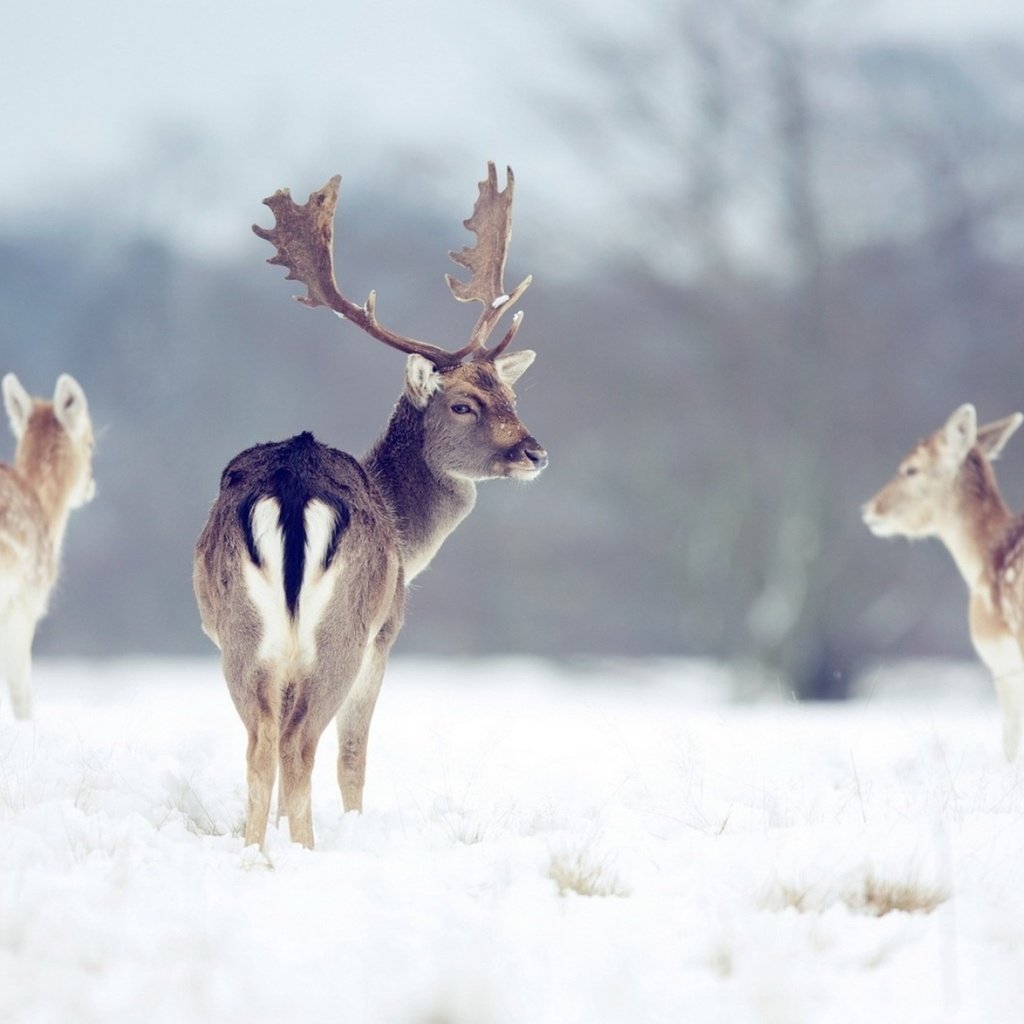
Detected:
left=296, top=499, right=343, bottom=663
left=243, top=496, right=342, bottom=671
left=249, top=498, right=285, bottom=577
left=242, top=497, right=288, bottom=665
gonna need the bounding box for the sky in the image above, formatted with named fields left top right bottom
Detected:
left=3, top=0, right=1024, bottom=256
left=2, top=0, right=559, bottom=248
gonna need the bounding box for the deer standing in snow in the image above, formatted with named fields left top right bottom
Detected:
left=0, top=374, right=95, bottom=718
left=194, top=164, right=547, bottom=849
left=863, top=404, right=1024, bottom=759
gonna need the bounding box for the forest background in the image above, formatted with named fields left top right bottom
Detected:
left=4, top=0, right=1024, bottom=698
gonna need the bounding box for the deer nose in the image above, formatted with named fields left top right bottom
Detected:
left=861, top=500, right=880, bottom=524
left=524, top=444, right=548, bottom=472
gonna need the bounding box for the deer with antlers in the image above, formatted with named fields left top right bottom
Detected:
left=863, top=404, right=1024, bottom=759
left=194, top=164, right=547, bottom=849
left=1, top=373, right=95, bottom=719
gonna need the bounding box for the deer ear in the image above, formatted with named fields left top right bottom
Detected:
left=941, top=403, right=977, bottom=460
left=3, top=373, right=32, bottom=440
left=494, top=350, right=536, bottom=387
left=977, top=412, right=1023, bottom=462
left=53, top=374, right=90, bottom=441
left=404, top=354, right=441, bottom=409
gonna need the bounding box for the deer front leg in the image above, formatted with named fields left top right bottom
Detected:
left=966, top=622, right=1024, bottom=761
left=969, top=608, right=1024, bottom=761
left=335, top=643, right=388, bottom=813
left=994, top=670, right=1024, bottom=762
left=0, top=607, right=36, bottom=720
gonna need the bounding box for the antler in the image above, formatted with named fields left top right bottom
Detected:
left=253, top=163, right=531, bottom=368
left=445, top=162, right=532, bottom=360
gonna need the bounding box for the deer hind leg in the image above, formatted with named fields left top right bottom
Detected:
left=240, top=667, right=281, bottom=849
left=278, top=688, right=317, bottom=849
left=335, top=639, right=390, bottom=814
left=0, top=606, right=37, bottom=720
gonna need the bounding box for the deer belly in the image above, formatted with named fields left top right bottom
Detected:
left=242, top=496, right=345, bottom=671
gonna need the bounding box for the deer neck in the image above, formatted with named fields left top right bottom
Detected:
left=363, top=396, right=477, bottom=582
left=14, top=456, right=71, bottom=567
left=941, top=453, right=1012, bottom=588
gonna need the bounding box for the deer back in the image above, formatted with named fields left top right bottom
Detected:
left=194, top=432, right=403, bottom=675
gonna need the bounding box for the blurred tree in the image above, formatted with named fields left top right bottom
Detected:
left=532, top=0, right=1024, bottom=695
left=4, top=9, right=1024, bottom=696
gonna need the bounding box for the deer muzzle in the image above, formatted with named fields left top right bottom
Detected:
left=861, top=498, right=895, bottom=537
left=507, top=435, right=548, bottom=479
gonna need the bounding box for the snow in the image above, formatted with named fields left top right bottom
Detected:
left=3, top=657, right=1024, bottom=1023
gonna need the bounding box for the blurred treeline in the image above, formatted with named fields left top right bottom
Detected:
left=3, top=4, right=1024, bottom=697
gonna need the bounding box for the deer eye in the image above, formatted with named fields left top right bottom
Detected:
left=902, top=465, right=919, bottom=477
left=450, top=403, right=473, bottom=416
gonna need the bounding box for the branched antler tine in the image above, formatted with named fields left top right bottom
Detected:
left=253, top=177, right=458, bottom=365
left=490, top=310, right=525, bottom=359
left=445, top=162, right=532, bottom=358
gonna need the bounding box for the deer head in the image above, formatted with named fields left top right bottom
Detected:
left=3, top=373, right=96, bottom=512
left=862, top=404, right=1023, bottom=540
left=252, top=162, right=547, bottom=482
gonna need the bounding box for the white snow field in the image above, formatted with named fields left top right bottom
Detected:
left=2, top=657, right=1023, bottom=1024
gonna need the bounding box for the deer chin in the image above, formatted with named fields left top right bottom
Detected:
left=862, top=513, right=896, bottom=538
left=863, top=512, right=932, bottom=540
left=507, top=463, right=545, bottom=482
left=491, top=449, right=548, bottom=481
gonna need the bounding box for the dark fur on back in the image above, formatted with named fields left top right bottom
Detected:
left=228, top=433, right=352, bottom=618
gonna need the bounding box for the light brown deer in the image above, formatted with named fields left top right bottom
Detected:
left=194, top=164, right=547, bottom=849
left=1, top=373, right=95, bottom=718
left=862, top=404, right=1024, bottom=759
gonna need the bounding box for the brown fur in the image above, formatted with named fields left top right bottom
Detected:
left=863, top=404, right=1024, bottom=758
left=194, top=358, right=545, bottom=849
left=1, top=374, right=94, bottom=718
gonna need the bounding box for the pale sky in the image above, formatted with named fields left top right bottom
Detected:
left=2, top=0, right=1021, bottom=251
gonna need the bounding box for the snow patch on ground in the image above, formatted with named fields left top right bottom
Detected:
left=2, top=657, right=1023, bottom=1023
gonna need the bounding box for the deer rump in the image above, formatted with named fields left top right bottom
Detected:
left=239, top=446, right=350, bottom=622
left=198, top=432, right=402, bottom=684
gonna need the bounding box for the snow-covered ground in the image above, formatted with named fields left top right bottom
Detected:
left=2, top=657, right=1023, bottom=1023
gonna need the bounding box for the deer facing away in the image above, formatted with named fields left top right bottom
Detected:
left=1, top=373, right=95, bottom=718
left=194, top=164, right=547, bottom=849
left=863, top=404, right=1024, bottom=759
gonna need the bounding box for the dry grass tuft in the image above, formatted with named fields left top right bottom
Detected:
left=845, top=872, right=949, bottom=917
left=763, top=869, right=949, bottom=917
left=548, top=845, right=630, bottom=898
